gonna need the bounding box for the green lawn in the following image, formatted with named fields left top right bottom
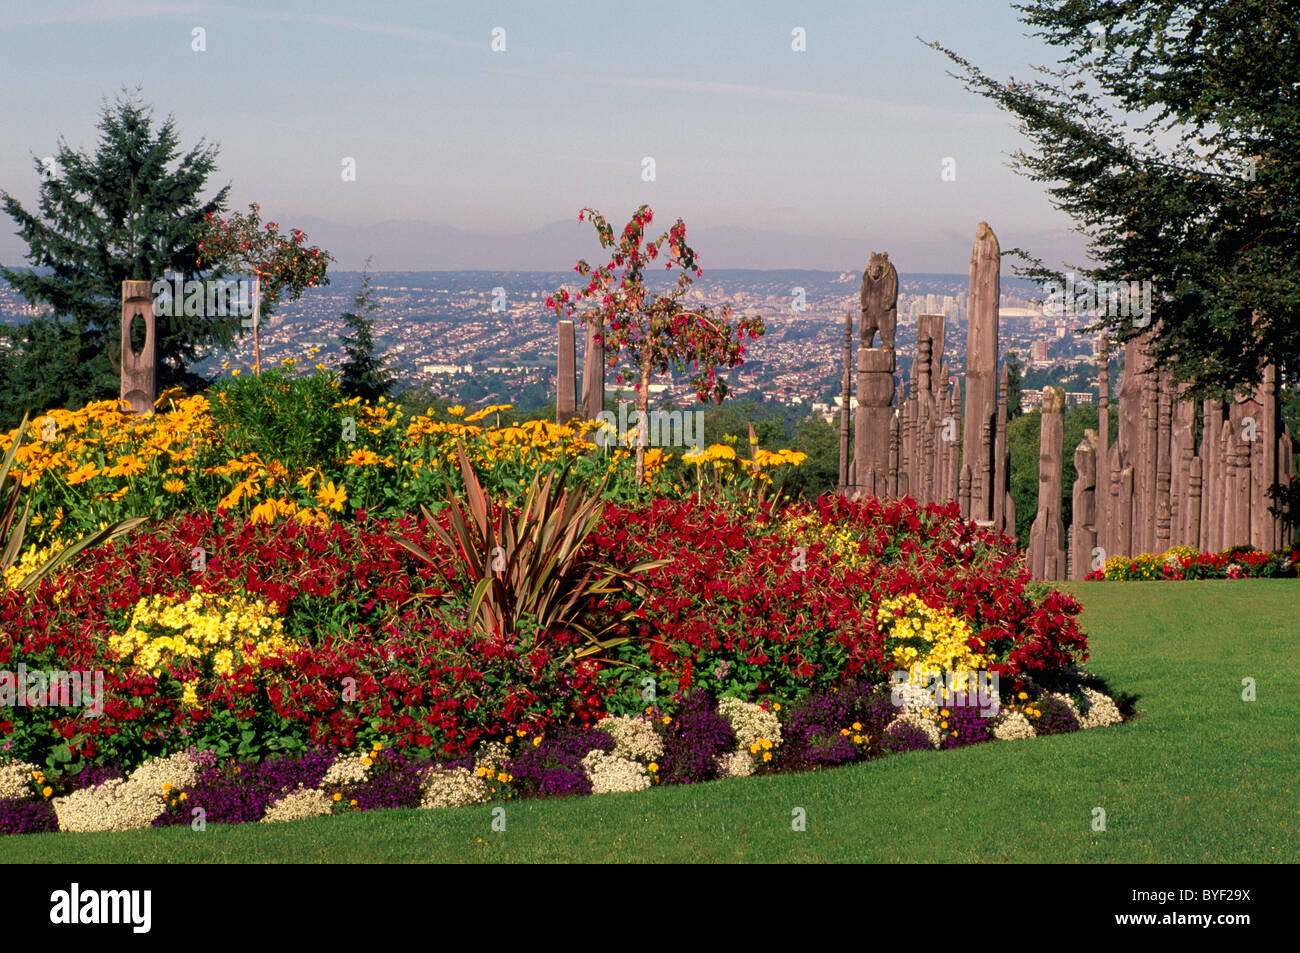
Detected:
left=3, top=579, right=1296, bottom=863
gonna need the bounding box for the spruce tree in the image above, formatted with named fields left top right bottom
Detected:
left=337, top=263, right=394, bottom=403
left=0, top=92, right=230, bottom=424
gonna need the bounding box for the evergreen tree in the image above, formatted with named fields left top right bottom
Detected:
left=1004, top=351, right=1025, bottom=421
left=0, top=93, right=231, bottom=425
left=337, top=264, right=394, bottom=402
left=929, top=2, right=1300, bottom=396
left=785, top=415, right=840, bottom=499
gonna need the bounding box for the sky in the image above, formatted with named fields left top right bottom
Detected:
left=0, top=0, right=1094, bottom=273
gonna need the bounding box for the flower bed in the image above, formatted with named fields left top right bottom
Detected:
left=0, top=376, right=1133, bottom=837
left=0, top=488, right=1126, bottom=836
left=1, top=680, right=1124, bottom=834
left=2, top=494, right=1089, bottom=767
left=1086, top=545, right=1298, bottom=581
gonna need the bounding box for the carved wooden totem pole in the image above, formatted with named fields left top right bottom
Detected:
left=1029, top=386, right=1067, bottom=579
left=556, top=320, right=578, bottom=426
left=852, top=252, right=898, bottom=496
left=959, top=222, right=1014, bottom=535
left=119, top=280, right=156, bottom=415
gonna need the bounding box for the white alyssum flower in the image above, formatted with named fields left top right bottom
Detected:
left=321, top=751, right=372, bottom=786
left=715, top=750, right=754, bottom=779
left=261, top=785, right=333, bottom=823
left=992, top=710, right=1037, bottom=741
left=421, top=767, right=491, bottom=809
left=717, top=697, right=782, bottom=752
left=473, top=741, right=512, bottom=776
left=53, top=751, right=199, bottom=833
left=0, top=760, right=41, bottom=801
left=54, top=778, right=165, bottom=833
left=1077, top=688, right=1123, bottom=730
left=581, top=750, right=651, bottom=794
left=128, top=750, right=199, bottom=792
left=597, top=715, right=663, bottom=762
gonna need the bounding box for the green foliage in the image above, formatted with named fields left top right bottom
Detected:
left=693, top=399, right=837, bottom=499
left=781, top=416, right=840, bottom=499
left=205, top=366, right=350, bottom=478
left=1007, top=409, right=1040, bottom=543
left=1004, top=352, right=1024, bottom=421
left=0, top=93, right=231, bottom=427
left=928, top=2, right=1300, bottom=396
left=337, top=265, right=395, bottom=403
left=1283, top=385, right=1300, bottom=472
left=702, top=399, right=786, bottom=448
left=395, top=445, right=668, bottom=658
left=0, top=321, right=105, bottom=433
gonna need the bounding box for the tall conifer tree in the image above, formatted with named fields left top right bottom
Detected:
left=0, top=92, right=230, bottom=424
left=337, top=263, right=394, bottom=403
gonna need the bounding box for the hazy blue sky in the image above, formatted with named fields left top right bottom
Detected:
left=0, top=0, right=1093, bottom=272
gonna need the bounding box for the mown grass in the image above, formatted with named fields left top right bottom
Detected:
left=3, top=579, right=1295, bottom=863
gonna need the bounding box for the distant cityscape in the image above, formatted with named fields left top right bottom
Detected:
left=0, top=269, right=1109, bottom=417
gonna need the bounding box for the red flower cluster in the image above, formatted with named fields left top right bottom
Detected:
left=584, top=495, right=1086, bottom=701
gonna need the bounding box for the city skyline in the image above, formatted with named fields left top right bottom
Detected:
left=3, top=265, right=1102, bottom=420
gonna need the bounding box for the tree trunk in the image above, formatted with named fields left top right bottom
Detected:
left=635, top=351, right=652, bottom=486
left=252, top=275, right=262, bottom=376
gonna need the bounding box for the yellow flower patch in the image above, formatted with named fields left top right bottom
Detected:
left=876, top=593, right=990, bottom=692
left=110, top=590, right=298, bottom=693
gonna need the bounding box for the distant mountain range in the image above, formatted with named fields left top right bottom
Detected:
left=0, top=212, right=1091, bottom=275
left=229, top=217, right=1096, bottom=275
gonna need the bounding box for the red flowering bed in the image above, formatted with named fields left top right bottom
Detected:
left=588, top=495, right=1086, bottom=706
left=0, top=496, right=1087, bottom=777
